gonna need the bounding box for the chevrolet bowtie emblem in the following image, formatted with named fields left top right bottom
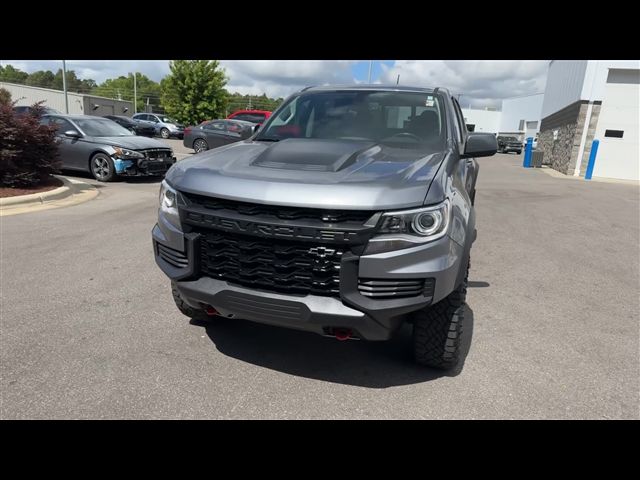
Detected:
left=308, top=247, right=335, bottom=258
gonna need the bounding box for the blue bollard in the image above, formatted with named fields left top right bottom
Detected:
left=585, top=139, right=599, bottom=180
left=523, top=137, right=533, bottom=168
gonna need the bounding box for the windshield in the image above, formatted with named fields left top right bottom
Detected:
left=257, top=90, right=445, bottom=148
left=75, top=118, right=135, bottom=137
left=161, top=117, right=178, bottom=124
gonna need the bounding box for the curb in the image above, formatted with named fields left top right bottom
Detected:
left=537, top=166, right=640, bottom=186
left=0, top=176, right=98, bottom=215
left=0, top=176, right=72, bottom=208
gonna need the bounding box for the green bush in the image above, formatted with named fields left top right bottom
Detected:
left=0, top=88, right=11, bottom=105
left=0, top=99, right=61, bottom=188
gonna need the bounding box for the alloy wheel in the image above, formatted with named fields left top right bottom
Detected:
left=92, top=156, right=111, bottom=180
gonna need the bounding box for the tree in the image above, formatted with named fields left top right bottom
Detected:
left=52, top=69, right=88, bottom=93
left=0, top=101, right=61, bottom=187
left=160, top=60, right=228, bottom=125
left=0, top=65, right=29, bottom=84
left=226, top=92, right=284, bottom=115
left=25, top=70, right=55, bottom=89
left=93, top=73, right=161, bottom=113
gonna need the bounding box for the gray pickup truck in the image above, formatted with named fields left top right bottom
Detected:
left=152, top=85, right=497, bottom=369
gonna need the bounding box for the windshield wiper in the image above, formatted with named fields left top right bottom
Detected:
left=255, top=137, right=280, bottom=142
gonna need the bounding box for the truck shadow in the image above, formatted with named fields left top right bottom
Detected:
left=195, top=305, right=475, bottom=388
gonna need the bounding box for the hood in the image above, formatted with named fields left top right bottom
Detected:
left=90, top=136, right=171, bottom=150
left=167, top=138, right=446, bottom=210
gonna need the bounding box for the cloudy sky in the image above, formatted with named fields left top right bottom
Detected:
left=1, top=60, right=549, bottom=109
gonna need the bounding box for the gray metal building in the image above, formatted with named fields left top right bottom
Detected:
left=537, top=60, right=639, bottom=181
left=0, top=82, right=134, bottom=117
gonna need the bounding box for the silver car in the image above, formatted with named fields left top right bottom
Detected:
left=132, top=113, right=185, bottom=139
left=41, top=114, right=176, bottom=182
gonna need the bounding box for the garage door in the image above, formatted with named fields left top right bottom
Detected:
left=592, top=69, right=639, bottom=181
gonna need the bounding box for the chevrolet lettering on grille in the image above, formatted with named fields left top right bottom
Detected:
left=185, top=212, right=361, bottom=243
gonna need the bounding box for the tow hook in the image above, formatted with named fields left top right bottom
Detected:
left=333, top=328, right=353, bottom=341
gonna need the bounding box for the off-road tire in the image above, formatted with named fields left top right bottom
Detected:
left=171, top=283, right=211, bottom=322
left=412, top=259, right=469, bottom=369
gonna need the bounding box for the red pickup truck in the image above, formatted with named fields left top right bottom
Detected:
left=226, top=109, right=272, bottom=125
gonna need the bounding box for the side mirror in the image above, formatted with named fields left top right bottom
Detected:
left=462, top=132, right=497, bottom=158
left=64, top=130, right=82, bottom=138
left=252, top=124, right=261, bottom=134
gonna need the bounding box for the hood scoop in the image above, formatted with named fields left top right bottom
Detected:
left=250, top=138, right=376, bottom=172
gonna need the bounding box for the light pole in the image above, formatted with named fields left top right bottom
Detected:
left=133, top=72, right=137, bottom=115
left=367, top=60, right=373, bottom=83
left=62, top=60, right=69, bottom=114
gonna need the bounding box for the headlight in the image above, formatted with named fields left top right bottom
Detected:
left=113, top=147, right=144, bottom=159
left=158, top=180, right=180, bottom=227
left=364, top=199, right=450, bottom=255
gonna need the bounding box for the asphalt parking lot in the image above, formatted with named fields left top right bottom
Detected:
left=163, top=138, right=192, bottom=160
left=1, top=150, right=638, bottom=419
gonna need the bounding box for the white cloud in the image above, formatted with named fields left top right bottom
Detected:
left=379, top=60, right=549, bottom=109
left=220, top=60, right=357, bottom=98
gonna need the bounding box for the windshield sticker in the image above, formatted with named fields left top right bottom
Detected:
left=425, top=96, right=435, bottom=107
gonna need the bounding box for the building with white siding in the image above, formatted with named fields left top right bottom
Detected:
left=537, top=60, right=639, bottom=181
left=0, top=82, right=133, bottom=117
left=499, top=93, right=544, bottom=141
left=461, top=107, right=501, bottom=134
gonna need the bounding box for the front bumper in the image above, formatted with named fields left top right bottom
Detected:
left=114, top=156, right=176, bottom=176
left=152, top=221, right=465, bottom=341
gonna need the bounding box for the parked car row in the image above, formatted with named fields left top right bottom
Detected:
left=14, top=105, right=271, bottom=182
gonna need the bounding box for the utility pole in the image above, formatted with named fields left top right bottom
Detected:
left=133, top=72, right=137, bottom=114
left=62, top=60, right=69, bottom=114
left=396, top=74, right=400, bottom=85
left=367, top=60, right=373, bottom=83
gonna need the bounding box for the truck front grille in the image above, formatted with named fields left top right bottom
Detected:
left=199, top=231, right=343, bottom=297
left=182, top=192, right=374, bottom=224
left=358, top=278, right=435, bottom=299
